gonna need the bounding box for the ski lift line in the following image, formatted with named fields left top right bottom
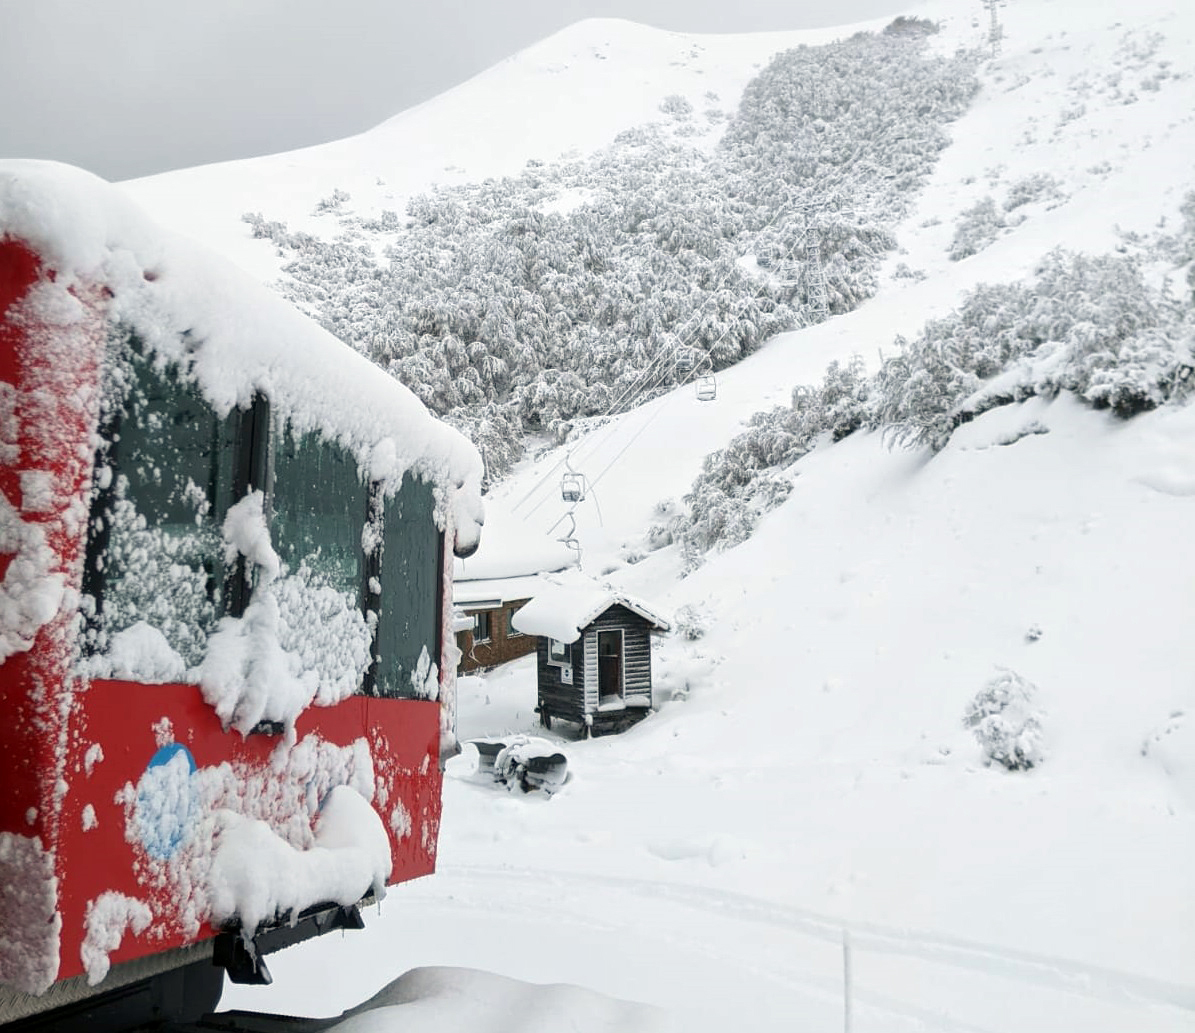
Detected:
left=567, top=185, right=823, bottom=434
left=590, top=187, right=808, bottom=419
left=518, top=182, right=831, bottom=503
left=525, top=224, right=804, bottom=524
left=585, top=210, right=803, bottom=439
left=594, top=185, right=839, bottom=421
left=515, top=184, right=860, bottom=519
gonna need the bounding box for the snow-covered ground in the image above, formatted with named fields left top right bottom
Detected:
left=131, top=0, right=1194, bottom=1029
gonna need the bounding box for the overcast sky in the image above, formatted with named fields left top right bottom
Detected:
left=0, top=0, right=910, bottom=183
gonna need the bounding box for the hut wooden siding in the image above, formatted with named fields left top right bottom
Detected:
left=536, top=635, right=587, bottom=725
left=588, top=604, right=653, bottom=706
left=456, top=599, right=535, bottom=673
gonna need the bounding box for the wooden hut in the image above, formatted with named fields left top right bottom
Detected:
left=511, top=586, right=670, bottom=736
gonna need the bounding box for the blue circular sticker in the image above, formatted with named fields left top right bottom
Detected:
left=134, top=743, right=199, bottom=860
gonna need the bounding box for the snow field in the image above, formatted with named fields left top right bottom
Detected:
left=134, top=0, right=1195, bottom=1028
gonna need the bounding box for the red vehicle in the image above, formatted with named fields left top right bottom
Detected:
left=0, top=162, right=483, bottom=1028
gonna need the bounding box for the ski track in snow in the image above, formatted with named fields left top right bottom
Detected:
left=443, top=863, right=1195, bottom=1013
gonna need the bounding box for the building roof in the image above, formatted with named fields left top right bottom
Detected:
left=510, top=585, right=670, bottom=644
left=453, top=502, right=576, bottom=583
left=454, top=574, right=548, bottom=609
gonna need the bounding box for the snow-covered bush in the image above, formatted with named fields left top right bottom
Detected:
left=883, top=16, right=939, bottom=37
left=1003, top=173, right=1064, bottom=210
left=877, top=248, right=1195, bottom=445
left=948, top=197, right=1005, bottom=261
left=672, top=604, right=707, bottom=641
left=658, top=95, right=694, bottom=120
left=674, top=240, right=1194, bottom=562
left=244, top=31, right=980, bottom=480
left=964, top=670, right=1045, bottom=770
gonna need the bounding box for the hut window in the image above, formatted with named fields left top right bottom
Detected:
left=548, top=638, right=572, bottom=666
left=506, top=606, right=523, bottom=637
left=474, top=610, right=492, bottom=643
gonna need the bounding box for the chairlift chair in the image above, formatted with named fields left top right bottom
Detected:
left=561, top=472, right=585, bottom=503
left=696, top=375, right=717, bottom=402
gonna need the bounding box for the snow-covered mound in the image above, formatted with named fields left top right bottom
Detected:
left=329, top=966, right=669, bottom=1033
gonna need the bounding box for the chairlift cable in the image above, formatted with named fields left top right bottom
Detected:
left=528, top=214, right=822, bottom=522
left=511, top=186, right=816, bottom=515
left=518, top=186, right=862, bottom=520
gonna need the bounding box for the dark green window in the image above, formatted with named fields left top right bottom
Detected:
left=85, top=338, right=232, bottom=668
left=372, top=475, right=440, bottom=699
left=85, top=333, right=443, bottom=702
left=271, top=428, right=368, bottom=598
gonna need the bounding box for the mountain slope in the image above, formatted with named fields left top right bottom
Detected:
left=120, top=17, right=885, bottom=283
left=123, top=1, right=1195, bottom=1029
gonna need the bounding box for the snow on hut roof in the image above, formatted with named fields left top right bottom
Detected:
left=0, top=159, right=484, bottom=555
left=454, top=574, right=550, bottom=609
left=453, top=501, right=577, bottom=582
left=510, top=584, right=670, bottom=644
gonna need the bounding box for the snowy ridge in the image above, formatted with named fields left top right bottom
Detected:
left=121, top=17, right=891, bottom=281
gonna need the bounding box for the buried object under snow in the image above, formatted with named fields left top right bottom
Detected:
left=473, top=737, right=569, bottom=793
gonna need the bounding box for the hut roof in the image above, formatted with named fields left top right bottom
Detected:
left=511, top=585, right=670, bottom=644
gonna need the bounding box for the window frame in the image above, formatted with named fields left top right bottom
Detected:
left=84, top=333, right=445, bottom=704
left=547, top=638, right=572, bottom=667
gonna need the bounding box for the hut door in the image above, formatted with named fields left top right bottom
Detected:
left=598, top=630, right=623, bottom=702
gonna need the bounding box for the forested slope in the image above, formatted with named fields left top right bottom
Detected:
left=245, top=25, right=978, bottom=480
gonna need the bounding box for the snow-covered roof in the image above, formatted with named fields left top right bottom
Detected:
left=454, top=574, right=548, bottom=609
left=453, top=502, right=575, bottom=581
left=0, top=160, right=484, bottom=555
left=510, top=584, right=670, bottom=644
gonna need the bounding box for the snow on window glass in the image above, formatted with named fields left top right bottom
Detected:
left=80, top=330, right=229, bottom=674
left=269, top=427, right=373, bottom=709
left=373, top=474, right=439, bottom=700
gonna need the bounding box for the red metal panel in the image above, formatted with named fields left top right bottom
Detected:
left=53, top=682, right=441, bottom=983
left=0, top=238, right=446, bottom=996
left=1, top=236, right=106, bottom=996
left=0, top=237, right=100, bottom=849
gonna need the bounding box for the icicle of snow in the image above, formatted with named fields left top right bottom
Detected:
left=193, top=590, right=318, bottom=736
left=221, top=491, right=280, bottom=582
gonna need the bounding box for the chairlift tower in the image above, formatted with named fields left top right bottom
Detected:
left=803, top=226, right=829, bottom=323
left=984, top=0, right=1003, bottom=57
